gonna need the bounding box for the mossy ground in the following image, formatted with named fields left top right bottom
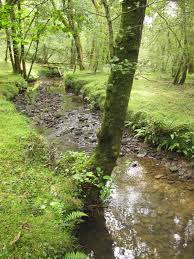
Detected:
left=64, top=71, right=194, bottom=159
left=0, top=62, right=82, bottom=257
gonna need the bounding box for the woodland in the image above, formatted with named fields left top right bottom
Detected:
left=0, top=0, right=194, bottom=258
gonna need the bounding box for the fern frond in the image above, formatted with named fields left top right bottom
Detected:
left=64, top=251, right=88, bottom=259
left=64, top=211, right=87, bottom=223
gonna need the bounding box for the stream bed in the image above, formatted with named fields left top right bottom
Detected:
left=14, top=79, right=194, bottom=258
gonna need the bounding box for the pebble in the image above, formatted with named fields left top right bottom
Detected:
left=155, top=174, right=164, bottom=180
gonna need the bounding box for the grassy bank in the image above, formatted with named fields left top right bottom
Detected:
left=65, top=72, right=194, bottom=160
left=0, top=62, right=83, bottom=258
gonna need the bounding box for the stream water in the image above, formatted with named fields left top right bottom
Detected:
left=14, top=80, right=194, bottom=258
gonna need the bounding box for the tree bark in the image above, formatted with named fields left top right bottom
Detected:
left=27, top=39, right=39, bottom=81
left=91, top=0, right=147, bottom=174
left=18, top=1, right=27, bottom=79
left=73, top=33, right=85, bottom=71
left=67, top=0, right=85, bottom=70
left=9, top=3, right=21, bottom=73
left=5, top=29, right=15, bottom=71
left=70, top=39, right=76, bottom=68
left=5, top=40, right=8, bottom=62
left=101, top=0, right=114, bottom=58
left=179, top=63, right=188, bottom=85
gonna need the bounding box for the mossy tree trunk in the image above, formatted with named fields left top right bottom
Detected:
left=92, top=0, right=147, bottom=174
left=70, top=39, right=76, bottom=69
left=73, top=33, right=85, bottom=71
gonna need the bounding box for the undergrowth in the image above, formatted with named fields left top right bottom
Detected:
left=56, top=151, right=112, bottom=201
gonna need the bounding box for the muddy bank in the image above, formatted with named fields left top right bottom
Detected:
left=14, top=78, right=194, bottom=183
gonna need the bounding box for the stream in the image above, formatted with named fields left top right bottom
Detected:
left=14, top=78, right=194, bottom=258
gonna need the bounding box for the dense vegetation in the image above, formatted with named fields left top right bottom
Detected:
left=0, top=0, right=194, bottom=257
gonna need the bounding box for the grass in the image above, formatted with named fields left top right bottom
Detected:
left=65, top=71, right=194, bottom=160
left=0, top=61, right=83, bottom=257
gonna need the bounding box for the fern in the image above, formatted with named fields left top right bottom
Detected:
left=64, top=211, right=87, bottom=223
left=64, top=251, right=88, bottom=259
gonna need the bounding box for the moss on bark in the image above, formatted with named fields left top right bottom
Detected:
left=92, top=0, right=147, bottom=174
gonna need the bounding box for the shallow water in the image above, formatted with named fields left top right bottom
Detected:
left=79, top=156, right=194, bottom=258
left=24, top=82, right=194, bottom=258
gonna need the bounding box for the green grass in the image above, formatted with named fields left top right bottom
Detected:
left=65, top=71, right=194, bottom=159
left=0, top=62, right=82, bottom=257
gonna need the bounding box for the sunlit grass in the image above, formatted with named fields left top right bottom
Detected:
left=69, top=71, right=194, bottom=131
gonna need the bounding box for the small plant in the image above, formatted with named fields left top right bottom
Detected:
left=64, top=211, right=87, bottom=226
left=64, top=251, right=88, bottom=259
left=39, top=67, right=62, bottom=78
left=57, top=151, right=112, bottom=200
left=15, top=77, right=27, bottom=92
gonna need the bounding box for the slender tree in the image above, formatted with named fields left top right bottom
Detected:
left=101, top=0, right=114, bottom=58
left=91, top=0, right=147, bottom=174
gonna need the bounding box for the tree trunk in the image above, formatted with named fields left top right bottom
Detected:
left=89, top=38, right=95, bottom=69
left=73, top=33, right=85, bottom=70
left=179, top=64, right=188, bottom=85
left=18, top=1, right=27, bottom=79
left=102, top=0, right=114, bottom=59
left=27, top=39, right=39, bottom=81
left=5, top=29, right=15, bottom=71
left=21, top=44, right=27, bottom=79
left=173, top=62, right=182, bottom=85
left=70, top=38, right=77, bottom=69
left=66, top=0, right=85, bottom=70
left=9, top=4, right=21, bottom=73
left=91, top=0, right=147, bottom=174
left=5, top=40, right=8, bottom=62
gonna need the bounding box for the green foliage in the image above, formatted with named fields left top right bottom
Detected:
left=15, top=77, right=27, bottom=91
left=126, top=112, right=194, bottom=159
left=57, top=151, right=112, bottom=200
left=38, top=67, right=62, bottom=78
left=65, top=74, right=88, bottom=95
left=65, top=73, right=107, bottom=109
left=64, top=251, right=88, bottom=259
left=64, top=211, right=87, bottom=225
left=0, top=62, right=23, bottom=99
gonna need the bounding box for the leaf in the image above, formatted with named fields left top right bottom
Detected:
left=64, top=211, right=87, bottom=224
left=64, top=251, right=88, bottom=259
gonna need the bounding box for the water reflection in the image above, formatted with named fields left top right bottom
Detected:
left=104, top=157, right=194, bottom=258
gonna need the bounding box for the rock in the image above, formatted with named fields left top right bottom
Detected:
left=74, top=130, right=82, bottom=136
left=169, top=165, right=178, bottom=172
left=69, top=126, right=75, bottom=131
left=89, top=137, right=96, bottom=143
left=131, top=161, right=138, bottom=167
left=168, top=180, right=175, bottom=184
left=187, top=186, right=194, bottom=191
left=155, top=174, right=164, bottom=179
left=137, top=151, right=147, bottom=158
left=178, top=170, right=185, bottom=176
left=78, top=116, right=88, bottom=122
